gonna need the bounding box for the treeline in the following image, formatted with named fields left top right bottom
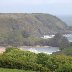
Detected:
left=0, top=47, right=72, bottom=72
left=18, top=33, right=70, bottom=49
left=0, top=32, right=70, bottom=49
left=52, top=39, right=72, bottom=56
left=53, top=46, right=72, bottom=56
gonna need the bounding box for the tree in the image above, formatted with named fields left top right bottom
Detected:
left=48, top=33, right=70, bottom=49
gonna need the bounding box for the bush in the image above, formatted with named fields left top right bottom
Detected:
left=48, top=33, right=70, bottom=48
left=0, top=48, right=72, bottom=72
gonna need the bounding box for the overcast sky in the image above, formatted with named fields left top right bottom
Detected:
left=0, top=0, right=72, bottom=15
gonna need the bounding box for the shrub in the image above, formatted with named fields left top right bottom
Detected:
left=0, top=48, right=72, bottom=72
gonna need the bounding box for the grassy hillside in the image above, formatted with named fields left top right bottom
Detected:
left=0, top=13, right=69, bottom=36
left=0, top=13, right=71, bottom=46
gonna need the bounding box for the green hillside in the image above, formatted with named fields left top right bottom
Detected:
left=0, top=13, right=71, bottom=46
left=0, top=13, right=70, bottom=36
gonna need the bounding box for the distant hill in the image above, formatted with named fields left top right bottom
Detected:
left=0, top=13, right=72, bottom=46
left=0, top=13, right=71, bottom=37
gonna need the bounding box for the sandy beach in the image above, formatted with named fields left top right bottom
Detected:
left=0, top=47, right=6, bottom=53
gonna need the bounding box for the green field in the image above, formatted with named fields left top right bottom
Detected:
left=0, top=68, right=35, bottom=72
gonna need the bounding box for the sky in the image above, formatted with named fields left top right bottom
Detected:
left=0, top=0, right=72, bottom=15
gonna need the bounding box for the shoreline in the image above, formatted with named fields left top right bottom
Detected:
left=18, top=46, right=50, bottom=48
left=0, top=46, right=59, bottom=54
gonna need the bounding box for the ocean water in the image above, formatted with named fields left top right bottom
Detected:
left=64, top=34, right=72, bottom=42
left=19, top=34, right=72, bottom=54
left=20, top=46, right=60, bottom=54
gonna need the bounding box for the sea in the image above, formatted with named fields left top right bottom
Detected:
left=19, top=34, right=72, bottom=54
left=64, top=34, right=72, bottom=42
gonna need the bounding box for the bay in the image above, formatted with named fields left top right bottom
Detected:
left=20, top=46, right=60, bottom=54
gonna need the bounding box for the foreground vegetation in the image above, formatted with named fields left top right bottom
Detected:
left=0, top=47, right=72, bottom=72
left=53, top=46, right=72, bottom=56
left=0, top=68, right=35, bottom=72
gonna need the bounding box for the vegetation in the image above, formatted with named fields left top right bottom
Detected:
left=53, top=41, right=72, bottom=56
left=0, top=68, right=35, bottom=72
left=53, top=46, right=72, bottom=56
left=0, top=47, right=72, bottom=72
left=0, top=31, right=69, bottom=49
left=0, top=13, right=71, bottom=72
left=48, top=33, right=70, bottom=48
left=0, top=13, right=71, bottom=46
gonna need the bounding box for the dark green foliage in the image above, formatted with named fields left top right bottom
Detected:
left=0, top=48, right=37, bottom=70
left=48, top=33, right=70, bottom=48
left=37, top=53, right=72, bottom=72
left=53, top=46, right=72, bottom=56
left=56, top=63, right=72, bottom=72
left=0, top=48, right=72, bottom=72
left=23, top=37, right=49, bottom=46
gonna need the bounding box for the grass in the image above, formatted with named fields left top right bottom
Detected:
left=0, top=68, right=35, bottom=72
